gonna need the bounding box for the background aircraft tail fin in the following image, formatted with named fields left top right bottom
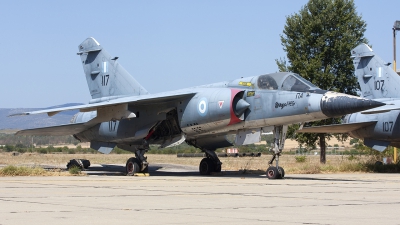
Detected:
left=78, top=37, right=149, bottom=100
left=352, top=43, right=400, bottom=99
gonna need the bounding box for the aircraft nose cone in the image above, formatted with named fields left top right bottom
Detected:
left=234, top=99, right=250, bottom=117
left=320, top=92, right=385, bottom=118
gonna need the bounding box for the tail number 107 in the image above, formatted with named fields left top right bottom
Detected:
left=383, top=121, right=393, bottom=132
left=374, top=80, right=384, bottom=90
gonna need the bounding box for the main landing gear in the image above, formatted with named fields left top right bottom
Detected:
left=199, top=149, right=222, bottom=175
left=126, top=149, right=149, bottom=176
left=266, top=125, right=287, bottom=179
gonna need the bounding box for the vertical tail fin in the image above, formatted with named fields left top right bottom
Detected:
left=352, top=44, right=400, bottom=99
left=77, top=37, right=149, bottom=100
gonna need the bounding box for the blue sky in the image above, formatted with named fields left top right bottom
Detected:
left=1, top=0, right=399, bottom=108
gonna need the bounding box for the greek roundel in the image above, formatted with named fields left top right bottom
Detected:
left=197, top=98, right=208, bottom=116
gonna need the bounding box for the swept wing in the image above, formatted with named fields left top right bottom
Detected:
left=10, top=91, right=196, bottom=118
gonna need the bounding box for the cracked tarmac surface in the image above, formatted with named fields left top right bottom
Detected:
left=0, top=165, right=399, bottom=225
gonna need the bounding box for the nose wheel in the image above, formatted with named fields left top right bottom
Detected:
left=266, top=166, right=285, bottom=179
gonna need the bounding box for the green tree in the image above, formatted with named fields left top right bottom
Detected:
left=276, top=0, right=368, bottom=163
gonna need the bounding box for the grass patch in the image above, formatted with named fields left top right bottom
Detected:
left=364, top=162, right=400, bottom=173
left=347, top=155, right=357, bottom=161
left=0, top=153, right=399, bottom=176
left=294, top=155, right=307, bottom=163
left=0, top=165, right=78, bottom=176
left=287, top=160, right=400, bottom=174
left=337, top=162, right=366, bottom=172
left=320, top=164, right=338, bottom=172
left=0, top=165, right=48, bottom=176
left=285, top=162, right=320, bottom=174
left=68, top=166, right=82, bottom=175
left=298, top=163, right=321, bottom=174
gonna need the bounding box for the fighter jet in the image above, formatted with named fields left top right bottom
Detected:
left=298, top=43, right=400, bottom=152
left=11, top=37, right=383, bottom=179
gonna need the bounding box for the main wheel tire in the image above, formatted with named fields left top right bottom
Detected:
left=278, top=167, right=285, bottom=178
left=199, top=158, right=215, bottom=175
left=126, top=157, right=141, bottom=176
left=81, top=159, right=91, bottom=169
left=66, top=159, right=83, bottom=170
left=266, top=167, right=279, bottom=179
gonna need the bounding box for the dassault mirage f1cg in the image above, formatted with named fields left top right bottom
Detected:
left=298, top=44, right=400, bottom=152
left=13, top=37, right=384, bottom=179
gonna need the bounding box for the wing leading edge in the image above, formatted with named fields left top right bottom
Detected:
left=15, top=122, right=89, bottom=136
left=361, top=105, right=400, bottom=114
left=9, top=91, right=196, bottom=117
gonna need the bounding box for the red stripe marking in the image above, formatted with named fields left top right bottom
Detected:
left=228, top=89, right=242, bottom=125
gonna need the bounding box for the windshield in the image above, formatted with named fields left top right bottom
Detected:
left=281, top=74, right=316, bottom=91
left=293, top=74, right=318, bottom=88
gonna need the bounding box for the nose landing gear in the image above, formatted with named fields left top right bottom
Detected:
left=266, top=125, right=287, bottom=179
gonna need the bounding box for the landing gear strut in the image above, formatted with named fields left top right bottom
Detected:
left=267, top=125, right=287, bottom=179
left=199, top=149, right=222, bottom=175
left=126, top=147, right=149, bottom=176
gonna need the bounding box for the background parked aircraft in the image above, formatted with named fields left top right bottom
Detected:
left=298, top=44, right=400, bottom=152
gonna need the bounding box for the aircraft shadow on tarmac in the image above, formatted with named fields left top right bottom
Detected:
left=80, top=164, right=367, bottom=182
left=84, top=164, right=201, bottom=177
left=75, top=164, right=381, bottom=183
left=82, top=163, right=268, bottom=178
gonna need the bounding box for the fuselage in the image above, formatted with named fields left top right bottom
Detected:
left=71, top=72, right=380, bottom=151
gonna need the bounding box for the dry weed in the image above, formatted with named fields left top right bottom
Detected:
left=0, top=152, right=379, bottom=175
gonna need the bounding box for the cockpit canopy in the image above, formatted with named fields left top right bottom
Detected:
left=227, top=72, right=320, bottom=92
left=256, top=72, right=318, bottom=91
